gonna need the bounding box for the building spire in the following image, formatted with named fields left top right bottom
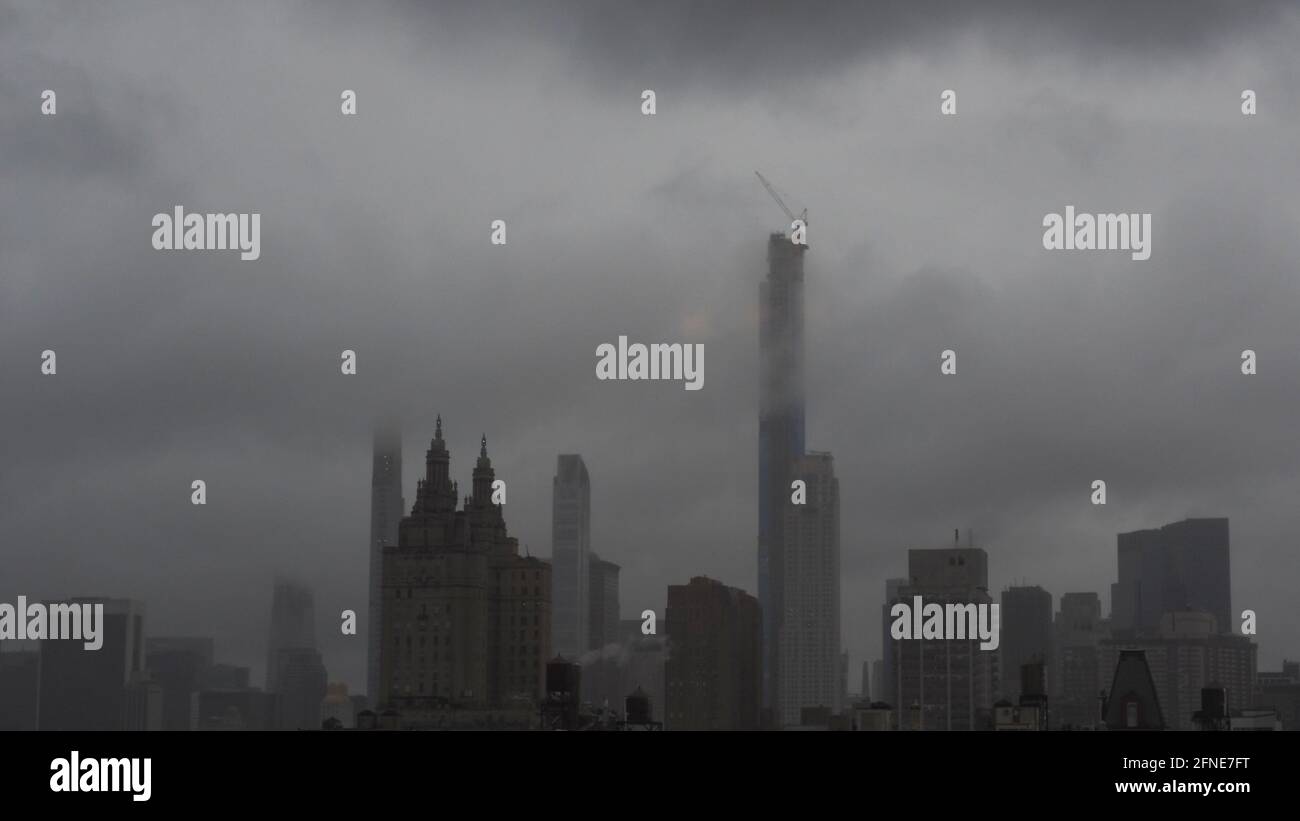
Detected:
left=435, top=414, right=443, bottom=441
left=480, top=433, right=487, bottom=458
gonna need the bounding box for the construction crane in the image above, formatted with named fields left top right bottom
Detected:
left=754, top=170, right=808, bottom=228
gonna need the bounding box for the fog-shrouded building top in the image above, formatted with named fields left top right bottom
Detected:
left=552, top=454, right=591, bottom=660
left=759, top=231, right=807, bottom=719
left=266, top=578, right=315, bottom=692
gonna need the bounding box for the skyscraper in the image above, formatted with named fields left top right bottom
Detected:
left=758, top=231, right=806, bottom=719
left=778, top=451, right=841, bottom=725
left=266, top=579, right=316, bottom=692
left=38, top=598, right=145, bottom=730
left=367, top=423, right=403, bottom=704
left=665, top=576, right=762, bottom=730
left=879, top=577, right=907, bottom=707
left=552, top=454, right=591, bottom=660
left=1053, top=592, right=1107, bottom=728
left=999, top=585, right=1052, bottom=704
left=889, top=548, right=996, bottom=730
left=145, top=636, right=214, bottom=730
left=1112, top=518, right=1231, bottom=636
left=588, top=554, right=620, bottom=652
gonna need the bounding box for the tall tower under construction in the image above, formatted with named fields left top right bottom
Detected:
left=758, top=231, right=807, bottom=720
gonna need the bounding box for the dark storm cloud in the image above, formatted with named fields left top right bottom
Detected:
left=389, top=0, right=1294, bottom=94
left=3, top=0, right=1300, bottom=696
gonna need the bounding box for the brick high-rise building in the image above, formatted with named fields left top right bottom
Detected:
left=379, top=420, right=551, bottom=717
left=665, top=576, right=761, bottom=730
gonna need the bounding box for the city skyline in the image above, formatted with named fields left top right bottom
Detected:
left=5, top=0, right=1300, bottom=708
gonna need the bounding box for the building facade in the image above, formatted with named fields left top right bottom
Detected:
left=552, top=454, right=591, bottom=660
left=778, top=451, right=841, bottom=725
left=1101, top=612, right=1256, bottom=730
left=588, top=554, right=620, bottom=652
left=889, top=548, right=996, bottom=731
left=665, top=576, right=762, bottom=730
left=999, top=585, right=1052, bottom=704
left=367, top=423, right=403, bottom=704
left=379, top=421, right=551, bottom=718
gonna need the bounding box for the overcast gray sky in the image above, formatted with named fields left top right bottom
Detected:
left=3, top=0, right=1300, bottom=694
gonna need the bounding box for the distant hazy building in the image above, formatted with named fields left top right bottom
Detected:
left=0, top=644, right=40, bottom=730
left=379, top=423, right=552, bottom=718
left=203, top=663, right=250, bottom=690
left=1053, top=592, right=1107, bottom=728
left=1101, top=612, right=1255, bottom=730
left=588, top=554, right=620, bottom=651
left=196, top=689, right=276, bottom=730
left=1255, top=661, right=1300, bottom=729
left=666, top=577, right=762, bottom=730
left=368, top=423, right=404, bottom=704
left=274, top=647, right=328, bottom=729
left=266, top=579, right=316, bottom=692
left=890, top=548, right=995, bottom=731
left=145, top=636, right=214, bottom=730
left=879, top=577, right=906, bottom=707
left=552, top=454, right=591, bottom=660
left=778, top=451, right=841, bottom=726
left=321, top=682, right=356, bottom=728
left=1111, top=518, right=1231, bottom=637
left=999, top=586, right=1052, bottom=703
left=38, top=598, right=144, bottom=730
left=125, top=671, right=164, bottom=730
left=871, top=659, right=885, bottom=707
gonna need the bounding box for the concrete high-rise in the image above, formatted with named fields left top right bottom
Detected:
left=367, top=423, right=403, bottom=703
left=889, top=548, right=996, bottom=730
left=145, top=636, right=214, bottom=730
left=758, top=231, right=807, bottom=719
left=1101, top=612, right=1255, bottom=730
left=552, top=454, right=591, bottom=660
left=999, top=585, right=1052, bottom=704
left=266, top=579, right=316, bottom=692
left=665, top=576, right=762, bottom=730
left=778, top=451, right=840, bottom=725
left=1053, top=592, right=1107, bottom=728
left=588, top=554, right=620, bottom=652
left=1111, top=518, right=1231, bottom=637
left=38, top=598, right=145, bottom=730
